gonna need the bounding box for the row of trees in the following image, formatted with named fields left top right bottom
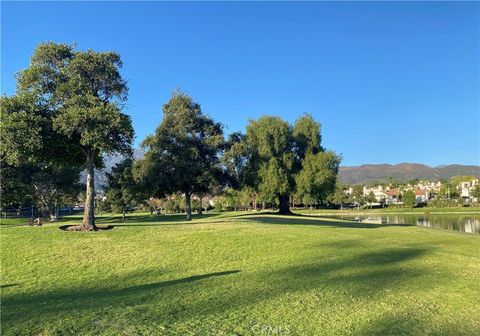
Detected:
left=106, top=90, right=341, bottom=220
left=1, top=42, right=341, bottom=229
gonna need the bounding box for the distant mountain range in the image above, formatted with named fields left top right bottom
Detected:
left=86, top=149, right=480, bottom=192
left=338, top=163, right=480, bottom=185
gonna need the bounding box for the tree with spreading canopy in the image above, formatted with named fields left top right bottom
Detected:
left=238, top=114, right=340, bottom=214
left=6, top=42, right=134, bottom=230
left=134, top=91, right=224, bottom=221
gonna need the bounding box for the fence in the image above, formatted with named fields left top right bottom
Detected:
left=1, top=206, right=84, bottom=218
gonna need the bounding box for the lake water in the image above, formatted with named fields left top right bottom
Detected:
left=328, top=214, right=480, bottom=234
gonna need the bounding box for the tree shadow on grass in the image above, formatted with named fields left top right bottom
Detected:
left=236, top=214, right=414, bottom=229
left=99, top=212, right=415, bottom=230
left=1, top=242, right=444, bottom=335
left=96, top=213, right=222, bottom=225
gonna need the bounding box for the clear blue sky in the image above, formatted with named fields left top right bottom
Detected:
left=2, top=1, right=479, bottom=166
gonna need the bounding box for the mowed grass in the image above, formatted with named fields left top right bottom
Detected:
left=1, top=212, right=479, bottom=335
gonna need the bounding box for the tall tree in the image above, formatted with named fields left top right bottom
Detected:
left=246, top=116, right=294, bottom=213
left=12, top=42, right=134, bottom=230
left=243, top=114, right=340, bottom=214
left=134, top=91, right=224, bottom=221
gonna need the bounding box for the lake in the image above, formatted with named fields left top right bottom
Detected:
left=328, top=214, right=480, bottom=234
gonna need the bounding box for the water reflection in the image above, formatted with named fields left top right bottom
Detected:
left=331, top=215, right=480, bottom=234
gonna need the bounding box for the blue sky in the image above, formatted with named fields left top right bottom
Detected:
left=2, top=1, right=479, bottom=166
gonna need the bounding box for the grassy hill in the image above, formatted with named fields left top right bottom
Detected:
left=1, top=212, right=479, bottom=335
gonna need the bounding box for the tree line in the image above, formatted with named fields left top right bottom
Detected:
left=1, top=43, right=341, bottom=230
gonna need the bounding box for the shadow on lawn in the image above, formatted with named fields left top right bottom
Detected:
left=96, top=212, right=414, bottom=230
left=237, top=214, right=414, bottom=229
left=96, top=213, right=221, bottom=225
left=2, top=242, right=451, bottom=335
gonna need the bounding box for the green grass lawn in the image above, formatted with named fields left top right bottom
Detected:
left=1, top=212, right=479, bottom=335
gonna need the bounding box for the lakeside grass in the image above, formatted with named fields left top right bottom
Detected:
left=1, top=212, right=479, bottom=335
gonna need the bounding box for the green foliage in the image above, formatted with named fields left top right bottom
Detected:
left=472, top=185, right=480, bottom=200
left=223, top=188, right=242, bottom=211
left=104, top=158, right=140, bottom=215
left=0, top=94, right=44, bottom=166
left=242, top=114, right=340, bottom=212
left=134, top=91, right=224, bottom=220
left=164, top=196, right=184, bottom=214
left=53, top=95, right=133, bottom=156
left=146, top=198, right=166, bottom=213
left=4, top=42, right=134, bottom=228
left=366, top=191, right=377, bottom=203
left=258, top=157, right=292, bottom=203
left=0, top=93, right=82, bottom=214
left=213, top=198, right=224, bottom=212
left=438, top=183, right=459, bottom=199
left=292, top=113, right=323, bottom=159
left=222, top=132, right=248, bottom=188
left=0, top=163, right=35, bottom=209
left=403, top=190, right=416, bottom=208
left=295, top=151, right=341, bottom=205
left=14, top=42, right=133, bottom=162
left=327, top=183, right=348, bottom=207
left=240, top=186, right=256, bottom=210
left=351, top=185, right=364, bottom=199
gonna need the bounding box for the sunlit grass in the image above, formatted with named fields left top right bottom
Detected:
left=1, top=212, right=479, bottom=335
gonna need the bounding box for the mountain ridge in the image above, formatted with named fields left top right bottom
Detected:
left=338, top=163, right=480, bottom=185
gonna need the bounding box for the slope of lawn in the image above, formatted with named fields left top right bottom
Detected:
left=1, top=212, right=479, bottom=335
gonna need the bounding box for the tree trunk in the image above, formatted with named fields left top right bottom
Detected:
left=82, top=150, right=97, bottom=230
left=278, top=194, right=292, bottom=215
left=48, top=204, right=56, bottom=222
left=198, top=196, right=203, bottom=215
left=185, top=191, right=192, bottom=221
